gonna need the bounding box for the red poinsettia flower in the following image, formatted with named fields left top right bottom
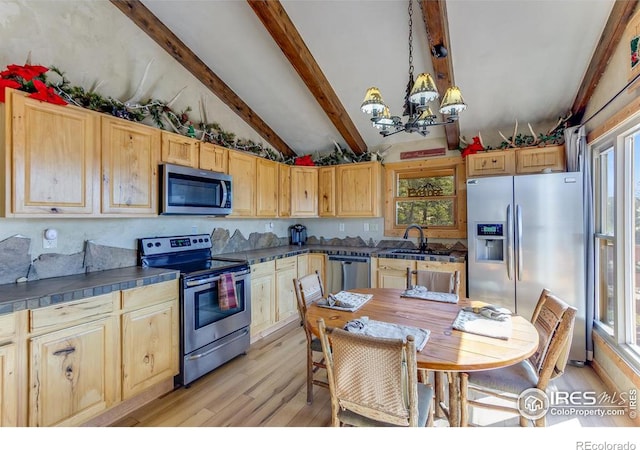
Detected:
left=294, top=154, right=315, bottom=166
left=27, top=79, right=67, bottom=105
left=0, top=79, right=22, bottom=102
left=0, top=64, right=49, bottom=81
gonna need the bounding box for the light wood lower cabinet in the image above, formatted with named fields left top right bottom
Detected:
left=121, top=301, right=178, bottom=399
left=374, top=258, right=415, bottom=289
left=0, top=342, right=17, bottom=427
left=275, top=257, right=298, bottom=322
left=308, top=253, right=326, bottom=287
left=29, top=315, right=119, bottom=427
left=250, top=261, right=277, bottom=336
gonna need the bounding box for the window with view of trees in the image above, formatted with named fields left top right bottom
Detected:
left=383, top=157, right=467, bottom=239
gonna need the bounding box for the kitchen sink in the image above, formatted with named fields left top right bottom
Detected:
left=388, top=249, right=451, bottom=256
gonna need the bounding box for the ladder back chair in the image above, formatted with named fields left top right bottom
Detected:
left=406, top=268, right=460, bottom=295
left=293, top=271, right=329, bottom=404
left=317, top=318, right=434, bottom=427
left=459, top=288, right=577, bottom=427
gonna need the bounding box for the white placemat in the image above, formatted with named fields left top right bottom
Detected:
left=344, top=316, right=430, bottom=351
left=452, top=307, right=513, bottom=340
left=401, top=285, right=459, bottom=303
left=316, top=291, right=373, bottom=312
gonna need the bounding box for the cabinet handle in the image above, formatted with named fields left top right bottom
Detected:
left=53, top=346, right=76, bottom=356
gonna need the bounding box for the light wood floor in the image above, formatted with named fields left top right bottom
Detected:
left=112, top=321, right=635, bottom=427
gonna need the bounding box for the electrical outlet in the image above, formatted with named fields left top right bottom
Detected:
left=191, top=225, right=198, bottom=233
left=363, top=223, right=369, bottom=232
left=339, top=223, right=345, bottom=232
left=43, top=237, right=57, bottom=249
left=371, top=223, right=378, bottom=231
left=264, top=223, right=271, bottom=232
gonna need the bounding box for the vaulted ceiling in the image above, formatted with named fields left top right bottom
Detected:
left=111, top=0, right=636, bottom=158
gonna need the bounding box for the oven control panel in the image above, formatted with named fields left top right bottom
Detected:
left=139, top=234, right=211, bottom=256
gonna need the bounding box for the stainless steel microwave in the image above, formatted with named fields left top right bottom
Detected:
left=160, top=163, right=232, bottom=215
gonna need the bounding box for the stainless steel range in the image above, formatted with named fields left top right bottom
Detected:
left=138, top=234, right=251, bottom=386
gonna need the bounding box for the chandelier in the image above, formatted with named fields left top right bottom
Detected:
left=360, top=0, right=466, bottom=137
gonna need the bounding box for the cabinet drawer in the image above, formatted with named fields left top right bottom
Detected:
left=466, top=151, right=515, bottom=177
left=30, top=292, right=117, bottom=334
left=275, top=257, right=297, bottom=271
left=121, top=279, right=179, bottom=311
left=0, top=313, right=15, bottom=342
left=252, top=260, right=276, bottom=277
left=377, top=258, right=416, bottom=271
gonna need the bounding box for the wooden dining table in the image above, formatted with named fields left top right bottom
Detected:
left=305, top=288, right=539, bottom=427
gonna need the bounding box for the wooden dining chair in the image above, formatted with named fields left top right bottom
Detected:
left=317, top=317, right=434, bottom=427
left=293, top=272, right=329, bottom=404
left=406, top=268, right=460, bottom=295
left=406, top=268, right=460, bottom=412
left=459, top=288, right=577, bottom=427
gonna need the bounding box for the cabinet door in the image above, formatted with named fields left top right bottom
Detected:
left=296, top=254, right=309, bottom=278
left=515, top=145, right=565, bottom=174
left=101, top=116, right=161, bottom=214
left=466, top=150, right=516, bottom=178
left=199, top=142, right=228, bottom=173
left=29, top=317, right=118, bottom=427
left=121, top=300, right=179, bottom=399
left=276, top=258, right=298, bottom=322
left=10, top=91, right=100, bottom=215
left=228, top=150, right=256, bottom=216
left=308, top=254, right=326, bottom=287
left=376, top=258, right=415, bottom=289
left=256, top=159, right=279, bottom=217
left=278, top=164, right=291, bottom=218
left=161, top=131, right=199, bottom=168
left=336, top=162, right=381, bottom=217
left=291, top=167, right=318, bottom=217
left=318, top=166, right=336, bottom=217
left=250, top=262, right=276, bottom=335
left=0, top=343, right=17, bottom=427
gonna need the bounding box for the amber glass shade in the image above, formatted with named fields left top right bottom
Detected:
left=409, top=73, right=439, bottom=107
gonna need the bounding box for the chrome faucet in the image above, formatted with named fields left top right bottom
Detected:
left=403, top=224, right=428, bottom=252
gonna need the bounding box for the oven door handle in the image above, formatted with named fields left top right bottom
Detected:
left=186, top=328, right=250, bottom=360
left=184, top=269, right=250, bottom=287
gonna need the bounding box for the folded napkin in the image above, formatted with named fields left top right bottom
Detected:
left=452, top=305, right=513, bottom=340
left=401, top=285, right=459, bottom=304
left=316, top=291, right=373, bottom=312
left=344, top=316, right=430, bottom=351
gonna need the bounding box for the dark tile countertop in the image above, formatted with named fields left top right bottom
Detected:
left=220, top=244, right=467, bottom=265
left=0, top=267, right=179, bottom=315
left=0, top=244, right=466, bottom=317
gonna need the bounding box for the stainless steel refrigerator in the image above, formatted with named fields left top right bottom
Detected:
left=466, top=172, right=586, bottom=363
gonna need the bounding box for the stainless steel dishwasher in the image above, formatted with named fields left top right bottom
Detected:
left=326, top=255, right=371, bottom=293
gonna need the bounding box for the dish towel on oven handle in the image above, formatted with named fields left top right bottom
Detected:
left=219, top=272, right=237, bottom=311
left=344, top=316, right=430, bottom=351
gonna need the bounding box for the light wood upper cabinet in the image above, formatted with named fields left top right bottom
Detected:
left=467, top=145, right=565, bottom=178
left=199, top=142, right=228, bottom=173
left=4, top=89, right=100, bottom=216
left=101, top=116, right=160, bottom=215
left=290, top=166, right=318, bottom=217
left=228, top=150, right=256, bottom=217
left=29, top=316, right=119, bottom=427
left=318, top=166, right=336, bottom=217
left=161, top=131, right=199, bottom=168
left=515, top=145, right=565, bottom=174
left=256, top=158, right=279, bottom=217
left=278, top=164, right=291, bottom=218
left=336, top=161, right=381, bottom=217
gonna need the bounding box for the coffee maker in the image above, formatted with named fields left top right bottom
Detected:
left=288, top=224, right=307, bottom=246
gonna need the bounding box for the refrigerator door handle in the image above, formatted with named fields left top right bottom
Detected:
left=516, top=204, right=523, bottom=281
left=506, top=204, right=513, bottom=280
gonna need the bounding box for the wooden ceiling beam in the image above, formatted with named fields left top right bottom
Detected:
left=109, top=0, right=297, bottom=157
left=248, top=0, right=367, bottom=155
left=418, top=0, right=460, bottom=150
left=571, top=0, right=639, bottom=125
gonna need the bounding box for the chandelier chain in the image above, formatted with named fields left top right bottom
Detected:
left=408, top=0, right=414, bottom=78
left=417, top=0, right=435, bottom=48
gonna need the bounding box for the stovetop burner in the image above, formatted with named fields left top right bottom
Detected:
left=138, top=234, right=249, bottom=277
